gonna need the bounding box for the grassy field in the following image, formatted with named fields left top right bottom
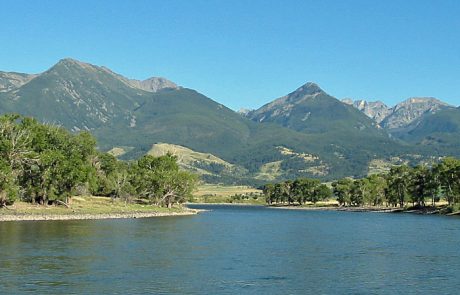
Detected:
left=0, top=196, right=184, bottom=216
left=191, top=184, right=264, bottom=204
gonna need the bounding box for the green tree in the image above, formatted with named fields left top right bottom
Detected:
left=366, top=174, right=388, bottom=206
left=408, top=165, right=432, bottom=207
left=312, top=184, right=331, bottom=204
left=263, top=183, right=275, bottom=204
left=132, top=154, right=198, bottom=207
left=434, top=157, right=460, bottom=205
left=332, top=178, right=354, bottom=206
left=0, top=159, right=19, bottom=206
left=292, top=178, right=319, bottom=205
left=386, top=165, right=411, bottom=207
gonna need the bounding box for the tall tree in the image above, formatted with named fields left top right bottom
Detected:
left=434, top=158, right=460, bottom=205
left=332, top=178, right=354, bottom=206
left=132, top=154, right=198, bottom=207
left=386, top=165, right=411, bottom=207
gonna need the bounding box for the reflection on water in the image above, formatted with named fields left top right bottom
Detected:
left=1, top=205, right=460, bottom=294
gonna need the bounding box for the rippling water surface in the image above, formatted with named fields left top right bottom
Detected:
left=1, top=205, right=460, bottom=294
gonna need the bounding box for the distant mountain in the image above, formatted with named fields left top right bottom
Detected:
left=392, top=107, right=460, bottom=148
left=105, top=66, right=179, bottom=92
left=342, top=99, right=390, bottom=124
left=345, top=97, right=454, bottom=131
left=381, top=97, right=453, bottom=130
left=0, top=71, right=37, bottom=92
left=244, top=82, right=414, bottom=178
left=343, top=97, right=460, bottom=158
left=0, top=59, right=179, bottom=132
left=0, top=59, right=332, bottom=182
left=247, top=82, right=387, bottom=139
left=237, top=108, right=253, bottom=116
left=0, top=59, right=141, bottom=131
left=132, top=77, right=179, bottom=92
left=1, top=58, right=458, bottom=184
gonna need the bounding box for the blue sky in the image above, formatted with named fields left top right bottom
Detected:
left=1, top=0, right=459, bottom=110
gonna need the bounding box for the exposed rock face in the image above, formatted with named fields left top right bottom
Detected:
left=0, top=58, right=180, bottom=131
left=344, top=97, right=453, bottom=129
left=127, top=77, right=179, bottom=92
left=2, top=58, right=459, bottom=182
left=381, top=97, right=453, bottom=129
left=237, top=108, right=253, bottom=116
left=350, top=99, right=390, bottom=124
left=247, top=82, right=325, bottom=123
left=246, top=82, right=385, bottom=142
left=0, top=71, right=37, bottom=92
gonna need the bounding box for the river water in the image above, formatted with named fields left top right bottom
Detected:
left=1, top=205, right=460, bottom=294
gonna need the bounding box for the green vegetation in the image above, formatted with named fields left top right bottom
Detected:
left=2, top=60, right=460, bottom=186
left=263, top=178, right=332, bottom=205
left=263, top=157, right=460, bottom=213
left=0, top=114, right=197, bottom=209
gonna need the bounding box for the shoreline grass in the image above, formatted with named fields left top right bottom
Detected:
left=0, top=196, right=201, bottom=222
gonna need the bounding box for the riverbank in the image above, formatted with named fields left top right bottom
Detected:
left=0, top=196, right=203, bottom=222
left=186, top=202, right=263, bottom=206
left=270, top=205, right=402, bottom=213
left=268, top=204, right=460, bottom=216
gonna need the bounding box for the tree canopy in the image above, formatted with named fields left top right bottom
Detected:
left=263, top=157, right=460, bottom=209
left=0, top=114, right=197, bottom=208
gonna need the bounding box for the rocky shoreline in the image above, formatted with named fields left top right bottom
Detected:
left=0, top=208, right=204, bottom=222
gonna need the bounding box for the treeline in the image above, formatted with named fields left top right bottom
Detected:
left=0, top=114, right=197, bottom=208
left=263, top=178, right=332, bottom=205
left=263, top=158, right=460, bottom=208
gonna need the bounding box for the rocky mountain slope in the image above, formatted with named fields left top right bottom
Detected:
left=344, top=97, right=454, bottom=131
left=0, top=60, right=339, bottom=182
left=0, top=59, right=178, bottom=132
left=382, top=97, right=453, bottom=130
left=392, top=106, right=460, bottom=148
left=1, top=58, right=458, bottom=184
left=342, top=99, right=390, bottom=124
left=246, top=82, right=389, bottom=144
left=0, top=71, right=38, bottom=92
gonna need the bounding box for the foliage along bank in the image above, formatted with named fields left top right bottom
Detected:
left=263, top=157, right=460, bottom=210
left=0, top=114, right=198, bottom=208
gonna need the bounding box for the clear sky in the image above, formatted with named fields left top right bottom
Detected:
left=1, top=0, right=459, bottom=110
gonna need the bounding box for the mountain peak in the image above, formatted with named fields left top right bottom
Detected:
left=46, top=58, right=179, bottom=94
left=51, top=58, right=98, bottom=73
left=56, top=58, right=90, bottom=67
left=397, top=97, right=450, bottom=108
left=343, top=99, right=390, bottom=123
left=123, top=76, right=179, bottom=93
left=58, top=57, right=79, bottom=63
left=380, top=97, right=453, bottom=129
left=139, top=77, right=178, bottom=92
left=291, top=82, right=324, bottom=96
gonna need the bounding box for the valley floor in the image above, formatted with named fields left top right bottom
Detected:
left=191, top=184, right=264, bottom=204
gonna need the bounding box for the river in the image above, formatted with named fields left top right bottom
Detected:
left=1, top=205, right=460, bottom=294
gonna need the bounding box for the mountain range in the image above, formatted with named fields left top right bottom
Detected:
left=1, top=58, right=459, bottom=184
left=341, top=97, right=459, bottom=146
